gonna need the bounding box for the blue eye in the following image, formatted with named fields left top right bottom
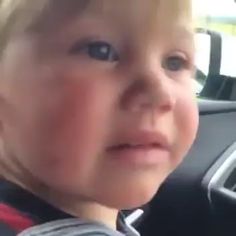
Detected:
left=70, top=41, right=119, bottom=62
left=163, top=56, right=188, bottom=72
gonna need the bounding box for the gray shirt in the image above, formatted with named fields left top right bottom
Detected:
left=17, top=218, right=140, bottom=236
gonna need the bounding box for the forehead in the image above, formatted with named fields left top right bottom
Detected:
left=0, top=0, right=193, bottom=55
left=30, top=0, right=192, bottom=34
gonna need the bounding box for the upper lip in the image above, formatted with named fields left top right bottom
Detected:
left=107, top=130, right=170, bottom=151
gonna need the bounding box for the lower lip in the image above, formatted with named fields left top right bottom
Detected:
left=107, top=146, right=170, bottom=167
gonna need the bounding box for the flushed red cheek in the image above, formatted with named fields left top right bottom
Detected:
left=179, top=97, right=198, bottom=139
left=172, top=95, right=198, bottom=165
left=35, top=77, right=113, bottom=169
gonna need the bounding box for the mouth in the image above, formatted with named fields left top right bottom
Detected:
left=106, top=131, right=171, bottom=167
left=108, top=143, right=165, bottom=151
left=107, top=130, right=170, bottom=150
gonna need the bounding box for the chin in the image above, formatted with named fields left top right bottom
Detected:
left=97, top=183, right=162, bottom=210
left=92, top=169, right=171, bottom=210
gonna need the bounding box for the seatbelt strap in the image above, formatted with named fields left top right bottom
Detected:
left=209, top=30, right=222, bottom=76
left=196, top=28, right=222, bottom=76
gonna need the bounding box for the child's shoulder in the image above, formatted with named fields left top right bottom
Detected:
left=0, top=202, right=35, bottom=235
left=0, top=221, right=17, bottom=235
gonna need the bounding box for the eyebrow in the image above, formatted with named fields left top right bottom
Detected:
left=164, top=25, right=195, bottom=52
left=28, top=0, right=90, bottom=34
left=172, top=25, right=194, bottom=41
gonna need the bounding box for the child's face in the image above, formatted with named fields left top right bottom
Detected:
left=0, top=1, right=198, bottom=209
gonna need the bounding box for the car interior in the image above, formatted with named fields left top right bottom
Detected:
left=125, top=1, right=236, bottom=235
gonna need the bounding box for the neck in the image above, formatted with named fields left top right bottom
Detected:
left=0, top=155, right=118, bottom=230
left=2, top=170, right=119, bottom=230
left=46, top=194, right=119, bottom=230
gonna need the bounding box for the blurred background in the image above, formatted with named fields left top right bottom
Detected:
left=193, top=0, right=236, bottom=36
left=192, top=0, right=236, bottom=98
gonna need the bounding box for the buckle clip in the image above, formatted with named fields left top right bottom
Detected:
left=125, top=209, right=144, bottom=236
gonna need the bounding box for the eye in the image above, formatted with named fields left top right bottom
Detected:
left=163, top=55, right=188, bottom=72
left=69, top=41, right=119, bottom=62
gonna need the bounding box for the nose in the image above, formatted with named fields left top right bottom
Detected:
left=120, top=53, right=176, bottom=113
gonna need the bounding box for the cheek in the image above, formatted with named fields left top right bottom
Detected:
left=11, top=71, right=117, bottom=186
left=47, top=86, right=108, bottom=155
left=36, top=81, right=112, bottom=165
left=174, top=90, right=199, bottom=164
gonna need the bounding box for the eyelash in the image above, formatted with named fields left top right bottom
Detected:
left=162, top=54, right=191, bottom=72
left=69, top=40, right=120, bottom=62
left=69, top=40, right=192, bottom=73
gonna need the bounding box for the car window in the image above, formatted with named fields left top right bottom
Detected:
left=193, top=0, right=236, bottom=100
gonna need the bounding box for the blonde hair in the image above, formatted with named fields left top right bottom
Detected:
left=0, top=0, right=193, bottom=55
